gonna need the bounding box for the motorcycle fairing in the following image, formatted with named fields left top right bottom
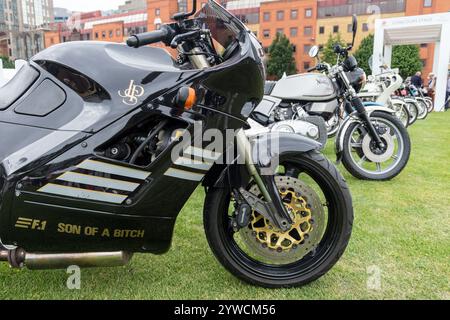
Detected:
left=0, top=30, right=265, bottom=253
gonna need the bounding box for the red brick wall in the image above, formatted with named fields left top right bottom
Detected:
left=260, top=0, right=318, bottom=73
left=92, top=21, right=125, bottom=43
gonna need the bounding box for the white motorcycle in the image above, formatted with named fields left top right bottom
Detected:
left=359, top=66, right=415, bottom=127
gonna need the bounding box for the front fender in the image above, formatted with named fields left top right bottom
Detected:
left=204, top=132, right=320, bottom=188
left=252, top=132, right=321, bottom=168
left=335, top=106, right=396, bottom=157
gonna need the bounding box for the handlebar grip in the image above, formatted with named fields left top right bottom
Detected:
left=127, top=28, right=169, bottom=48
left=307, top=66, right=318, bottom=73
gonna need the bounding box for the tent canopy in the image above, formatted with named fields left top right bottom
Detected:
left=373, top=13, right=450, bottom=111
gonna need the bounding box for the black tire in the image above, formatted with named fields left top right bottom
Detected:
left=341, top=111, right=411, bottom=181
left=416, top=99, right=429, bottom=120
left=203, top=151, right=353, bottom=288
left=405, top=101, right=418, bottom=126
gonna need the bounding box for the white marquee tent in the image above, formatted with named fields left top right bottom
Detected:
left=373, top=12, right=450, bottom=111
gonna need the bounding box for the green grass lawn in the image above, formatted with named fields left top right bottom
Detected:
left=1, top=113, right=449, bottom=300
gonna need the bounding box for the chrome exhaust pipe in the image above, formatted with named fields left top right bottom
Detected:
left=0, top=248, right=132, bottom=270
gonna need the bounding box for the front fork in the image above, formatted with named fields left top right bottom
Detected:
left=348, top=97, right=385, bottom=149
left=235, top=129, right=293, bottom=232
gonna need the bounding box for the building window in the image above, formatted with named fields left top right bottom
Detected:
left=292, top=45, right=296, bottom=53
left=304, top=26, right=313, bottom=36
left=421, top=59, right=427, bottom=67
left=276, top=11, right=284, bottom=21
left=116, top=29, right=121, bottom=37
left=421, top=43, right=428, bottom=48
left=86, top=33, right=90, bottom=40
left=155, top=8, right=160, bottom=16
left=156, top=23, right=161, bottom=30
left=333, top=25, right=339, bottom=33
left=290, top=27, right=298, bottom=37
left=276, top=28, right=284, bottom=35
left=102, top=31, right=106, bottom=38
left=304, top=44, right=312, bottom=54
left=263, top=12, right=270, bottom=21
left=423, top=0, right=432, bottom=7
left=109, top=30, right=113, bottom=38
left=347, top=24, right=353, bottom=33
left=319, top=26, right=325, bottom=34
left=290, top=9, right=298, bottom=20
left=95, top=32, right=99, bottom=39
left=363, top=23, right=369, bottom=31
left=304, top=62, right=310, bottom=70
left=263, top=29, right=270, bottom=38
left=305, top=8, right=312, bottom=18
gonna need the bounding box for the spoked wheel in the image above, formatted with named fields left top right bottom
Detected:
left=204, top=151, right=353, bottom=288
left=341, top=111, right=411, bottom=181
left=424, top=97, right=434, bottom=113
left=405, top=101, right=418, bottom=126
left=416, top=98, right=429, bottom=120
left=325, top=114, right=341, bottom=138
left=391, top=103, right=410, bottom=128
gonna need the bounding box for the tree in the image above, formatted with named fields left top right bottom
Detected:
left=354, top=34, right=374, bottom=75
left=0, top=56, right=14, bottom=69
left=320, top=33, right=346, bottom=65
left=354, top=34, right=423, bottom=79
left=267, top=33, right=297, bottom=79
left=391, top=45, right=423, bottom=80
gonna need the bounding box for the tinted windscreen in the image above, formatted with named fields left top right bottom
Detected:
left=195, top=0, right=247, bottom=53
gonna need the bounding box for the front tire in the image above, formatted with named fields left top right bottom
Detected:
left=341, top=111, right=411, bottom=181
left=203, top=151, right=353, bottom=288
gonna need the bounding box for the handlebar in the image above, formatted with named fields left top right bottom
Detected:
left=126, top=26, right=171, bottom=48
left=307, top=66, right=317, bottom=73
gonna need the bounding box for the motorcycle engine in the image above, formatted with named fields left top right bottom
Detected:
left=274, top=102, right=308, bottom=121
left=101, top=118, right=186, bottom=167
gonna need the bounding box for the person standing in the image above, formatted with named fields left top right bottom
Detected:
left=427, top=73, right=436, bottom=102
left=411, top=71, right=423, bottom=88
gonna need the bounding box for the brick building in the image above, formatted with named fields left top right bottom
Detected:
left=260, top=0, right=317, bottom=72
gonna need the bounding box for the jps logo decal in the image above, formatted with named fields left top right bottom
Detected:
left=118, top=80, right=145, bottom=106
left=15, top=217, right=47, bottom=231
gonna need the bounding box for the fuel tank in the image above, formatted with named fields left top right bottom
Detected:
left=0, top=41, right=195, bottom=133
left=270, top=73, right=337, bottom=102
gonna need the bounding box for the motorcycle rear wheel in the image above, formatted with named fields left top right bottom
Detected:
left=203, top=151, right=353, bottom=288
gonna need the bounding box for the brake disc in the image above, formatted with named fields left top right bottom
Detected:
left=239, top=176, right=326, bottom=264
left=362, top=132, right=394, bottom=163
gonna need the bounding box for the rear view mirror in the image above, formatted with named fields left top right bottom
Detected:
left=351, top=15, right=358, bottom=48
left=309, top=46, right=320, bottom=58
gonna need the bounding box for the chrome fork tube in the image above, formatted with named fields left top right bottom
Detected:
left=235, top=129, right=272, bottom=202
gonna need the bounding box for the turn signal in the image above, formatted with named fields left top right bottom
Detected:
left=174, top=86, right=197, bottom=110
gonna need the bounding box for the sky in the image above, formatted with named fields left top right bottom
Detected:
left=53, top=0, right=126, bottom=12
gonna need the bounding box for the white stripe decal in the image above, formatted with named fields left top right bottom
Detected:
left=57, top=172, right=140, bottom=192
left=77, top=160, right=151, bottom=180
left=164, top=168, right=204, bottom=182
left=183, top=146, right=222, bottom=163
left=38, top=184, right=127, bottom=204
left=174, top=156, right=213, bottom=171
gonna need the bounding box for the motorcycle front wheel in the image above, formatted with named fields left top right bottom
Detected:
left=203, top=151, right=353, bottom=288
left=405, top=101, right=418, bottom=126
left=416, top=98, right=429, bottom=120
left=341, top=111, right=411, bottom=181
left=391, top=102, right=410, bottom=128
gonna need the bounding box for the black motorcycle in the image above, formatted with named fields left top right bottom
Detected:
left=0, top=0, right=352, bottom=288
